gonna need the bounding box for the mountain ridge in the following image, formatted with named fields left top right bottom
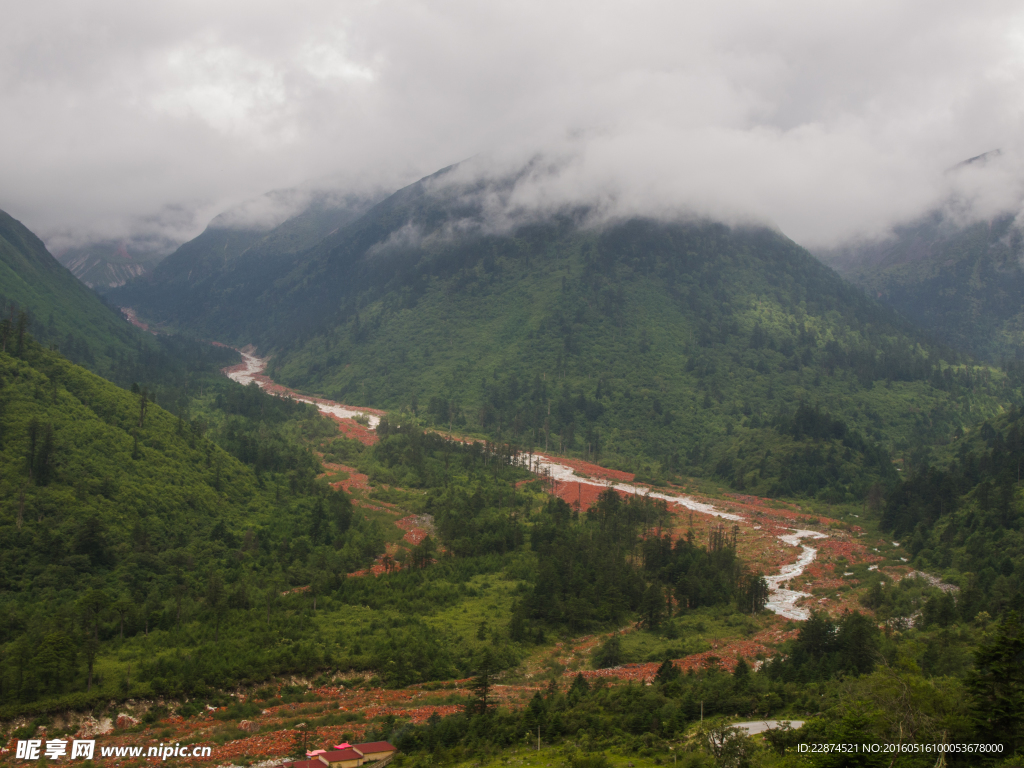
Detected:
left=0, top=207, right=157, bottom=380
left=114, top=190, right=382, bottom=340
left=819, top=208, right=1024, bottom=362
left=54, top=240, right=164, bottom=291
left=113, top=164, right=1017, bottom=500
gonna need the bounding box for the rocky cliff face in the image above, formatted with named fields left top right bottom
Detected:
left=54, top=240, right=163, bottom=291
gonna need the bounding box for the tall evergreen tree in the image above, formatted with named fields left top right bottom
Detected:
left=969, top=611, right=1024, bottom=754
left=467, top=650, right=496, bottom=716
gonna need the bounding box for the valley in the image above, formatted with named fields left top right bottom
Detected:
left=222, top=348, right=892, bottom=623
left=4, top=176, right=1024, bottom=766
left=0, top=343, right=950, bottom=768
left=10, top=3, right=1024, bottom=762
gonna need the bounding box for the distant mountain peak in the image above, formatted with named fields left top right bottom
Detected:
left=948, top=148, right=1002, bottom=172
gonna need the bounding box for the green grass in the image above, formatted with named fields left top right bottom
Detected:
left=425, top=571, right=529, bottom=648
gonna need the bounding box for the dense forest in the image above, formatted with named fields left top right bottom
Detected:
left=0, top=335, right=767, bottom=719
left=111, top=171, right=1019, bottom=504
left=7, top=185, right=1024, bottom=765
left=0, top=333, right=351, bottom=713
left=823, top=208, right=1024, bottom=362
left=511, top=491, right=767, bottom=639
left=878, top=398, right=1024, bottom=619
left=6, top=321, right=1023, bottom=762
left=274, top=215, right=1016, bottom=501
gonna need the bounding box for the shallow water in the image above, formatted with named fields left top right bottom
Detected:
left=764, top=530, right=828, bottom=620
left=226, top=351, right=380, bottom=428
left=223, top=349, right=827, bottom=620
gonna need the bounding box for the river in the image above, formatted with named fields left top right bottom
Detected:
left=224, top=349, right=825, bottom=620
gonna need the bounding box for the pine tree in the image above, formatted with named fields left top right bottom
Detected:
left=291, top=723, right=313, bottom=757
left=467, top=650, right=496, bottom=716
left=15, top=310, right=28, bottom=356
left=641, top=583, right=665, bottom=629
left=733, top=657, right=751, bottom=686
left=568, top=672, right=590, bottom=699
left=968, top=611, right=1024, bottom=753
left=654, top=658, right=681, bottom=685
left=744, top=573, right=769, bottom=614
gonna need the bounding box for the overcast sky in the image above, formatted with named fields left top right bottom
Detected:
left=3, top=0, right=1024, bottom=253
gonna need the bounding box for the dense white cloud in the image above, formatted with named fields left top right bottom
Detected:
left=2, top=0, right=1024, bottom=252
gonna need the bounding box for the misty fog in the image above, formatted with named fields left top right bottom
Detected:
left=3, top=0, right=1024, bottom=253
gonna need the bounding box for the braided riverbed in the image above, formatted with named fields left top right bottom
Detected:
left=224, top=349, right=827, bottom=620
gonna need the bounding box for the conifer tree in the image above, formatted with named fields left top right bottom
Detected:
left=468, top=650, right=496, bottom=716
left=968, top=611, right=1024, bottom=753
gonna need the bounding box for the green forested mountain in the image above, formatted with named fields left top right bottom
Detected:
left=268, top=214, right=1013, bottom=499
left=10, top=179, right=1024, bottom=763
left=0, top=207, right=246, bottom=399
left=0, top=334, right=362, bottom=711
left=0, top=208, right=163, bottom=380
left=880, top=370, right=1024, bottom=615
left=0, top=333, right=766, bottom=715
left=114, top=190, right=379, bottom=335
left=820, top=209, right=1024, bottom=362
left=113, top=167, right=1018, bottom=500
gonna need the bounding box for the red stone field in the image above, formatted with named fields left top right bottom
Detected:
left=102, top=351, right=918, bottom=768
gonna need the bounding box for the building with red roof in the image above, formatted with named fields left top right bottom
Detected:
left=351, top=743, right=397, bottom=763
left=281, top=760, right=329, bottom=768
left=318, top=749, right=364, bottom=768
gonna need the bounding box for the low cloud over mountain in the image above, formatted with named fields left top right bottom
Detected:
left=4, top=1, right=1024, bottom=252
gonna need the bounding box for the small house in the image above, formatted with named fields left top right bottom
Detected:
left=352, top=742, right=397, bottom=762
left=318, top=749, right=364, bottom=768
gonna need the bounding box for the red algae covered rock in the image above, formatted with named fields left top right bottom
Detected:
left=115, top=714, right=139, bottom=729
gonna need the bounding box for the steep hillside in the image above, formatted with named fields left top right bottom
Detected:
left=118, top=166, right=1017, bottom=500
left=821, top=209, right=1024, bottom=362
left=0, top=208, right=156, bottom=379
left=0, top=207, right=243, bottom=396
left=880, top=377, right=1024, bottom=602
left=113, top=191, right=379, bottom=336
left=0, top=334, right=359, bottom=712
left=292, top=215, right=1020, bottom=496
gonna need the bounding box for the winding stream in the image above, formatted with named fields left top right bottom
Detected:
left=224, top=349, right=824, bottom=620
left=764, top=530, right=828, bottom=620
left=226, top=350, right=380, bottom=427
